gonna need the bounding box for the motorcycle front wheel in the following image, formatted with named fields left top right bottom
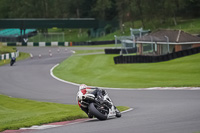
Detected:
left=10, top=60, right=15, bottom=66
left=88, top=103, right=108, bottom=120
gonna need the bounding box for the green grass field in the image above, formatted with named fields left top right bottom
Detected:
left=0, top=94, right=129, bottom=131
left=168, top=18, right=200, bottom=33
left=0, top=45, right=16, bottom=54
left=53, top=51, right=200, bottom=88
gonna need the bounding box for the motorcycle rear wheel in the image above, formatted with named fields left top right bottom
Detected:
left=88, top=103, right=108, bottom=120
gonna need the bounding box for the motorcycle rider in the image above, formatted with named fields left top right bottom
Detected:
left=77, top=84, right=120, bottom=118
left=10, top=57, right=16, bottom=66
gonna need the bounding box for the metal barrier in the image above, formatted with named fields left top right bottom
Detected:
left=2, top=42, right=68, bottom=47
left=114, top=47, right=200, bottom=64
left=2, top=40, right=114, bottom=47
left=0, top=51, right=19, bottom=61
left=105, top=48, right=137, bottom=54
left=72, top=40, right=114, bottom=46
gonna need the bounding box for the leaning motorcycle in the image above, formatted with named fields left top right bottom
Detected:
left=10, top=57, right=16, bottom=66
left=77, top=91, right=121, bottom=120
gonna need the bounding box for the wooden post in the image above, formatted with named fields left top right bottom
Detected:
left=138, top=44, right=143, bottom=55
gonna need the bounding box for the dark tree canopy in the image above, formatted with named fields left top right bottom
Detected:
left=0, top=0, right=199, bottom=28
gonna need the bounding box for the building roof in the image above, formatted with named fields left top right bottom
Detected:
left=136, top=29, right=200, bottom=44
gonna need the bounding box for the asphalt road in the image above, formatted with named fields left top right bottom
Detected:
left=0, top=47, right=200, bottom=133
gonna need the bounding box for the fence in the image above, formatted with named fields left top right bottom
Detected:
left=105, top=28, right=150, bottom=55
left=28, top=33, right=65, bottom=42
left=2, top=40, right=115, bottom=47
left=2, top=42, right=68, bottom=47
left=0, top=51, right=19, bottom=61
left=104, top=35, right=136, bottom=54
left=0, top=32, right=65, bottom=43
left=114, top=46, right=200, bottom=64
left=72, top=40, right=115, bottom=46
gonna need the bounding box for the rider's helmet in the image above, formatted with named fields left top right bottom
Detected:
left=79, top=84, right=87, bottom=91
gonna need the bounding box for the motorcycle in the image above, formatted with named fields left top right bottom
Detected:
left=77, top=90, right=121, bottom=120
left=10, top=57, right=16, bottom=66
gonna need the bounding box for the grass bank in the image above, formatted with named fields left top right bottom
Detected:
left=53, top=51, right=200, bottom=88
left=0, top=94, right=129, bottom=132
left=0, top=52, right=30, bottom=66
left=0, top=46, right=16, bottom=54
left=0, top=45, right=30, bottom=66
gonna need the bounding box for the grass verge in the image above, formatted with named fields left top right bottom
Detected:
left=0, top=52, right=30, bottom=66
left=74, top=49, right=104, bottom=55
left=0, top=94, right=129, bottom=132
left=53, top=51, right=200, bottom=88
left=0, top=45, right=30, bottom=66
left=0, top=46, right=16, bottom=54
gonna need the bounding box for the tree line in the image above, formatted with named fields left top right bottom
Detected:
left=0, top=0, right=199, bottom=28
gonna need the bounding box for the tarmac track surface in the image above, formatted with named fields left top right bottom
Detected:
left=0, top=47, right=200, bottom=133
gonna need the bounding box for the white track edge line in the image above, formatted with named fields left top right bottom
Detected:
left=30, top=53, right=33, bottom=58
left=50, top=64, right=200, bottom=90
left=121, top=108, right=133, bottom=114
left=50, top=64, right=80, bottom=86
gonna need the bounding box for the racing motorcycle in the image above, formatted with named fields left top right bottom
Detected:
left=10, top=57, right=16, bottom=66
left=77, top=90, right=121, bottom=120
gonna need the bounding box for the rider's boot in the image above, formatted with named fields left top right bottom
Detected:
left=114, top=106, right=121, bottom=118
left=88, top=111, right=93, bottom=118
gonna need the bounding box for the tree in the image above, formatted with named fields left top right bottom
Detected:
left=54, top=0, right=69, bottom=18
left=92, top=0, right=113, bottom=20
left=0, top=0, right=199, bottom=31
left=183, top=0, right=200, bottom=17
left=0, top=0, right=10, bottom=18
